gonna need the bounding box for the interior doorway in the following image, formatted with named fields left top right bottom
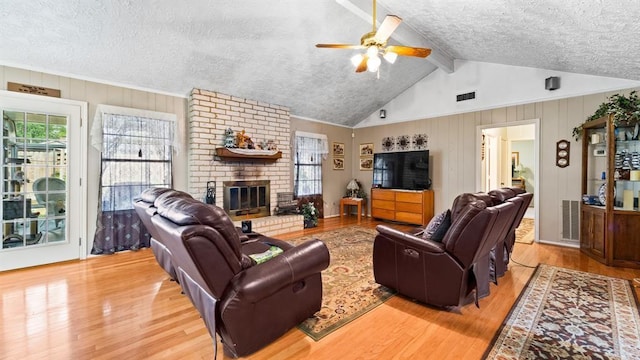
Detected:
left=477, top=120, right=539, bottom=243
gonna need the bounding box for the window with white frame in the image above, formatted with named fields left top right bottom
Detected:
left=293, top=131, right=328, bottom=196
left=91, top=105, right=177, bottom=254
left=92, top=105, right=176, bottom=211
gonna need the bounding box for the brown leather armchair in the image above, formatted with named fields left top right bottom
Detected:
left=373, top=197, right=499, bottom=308
left=151, top=195, right=330, bottom=358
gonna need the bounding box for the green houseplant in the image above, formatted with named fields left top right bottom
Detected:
left=301, top=202, right=318, bottom=228
left=572, top=91, right=640, bottom=141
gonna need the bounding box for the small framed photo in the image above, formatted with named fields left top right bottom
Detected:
left=360, top=157, right=373, bottom=171
left=333, top=157, right=345, bottom=170
left=359, top=143, right=374, bottom=156
left=511, top=151, right=520, bottom=167
left=333, top=142, right=345, bottom=156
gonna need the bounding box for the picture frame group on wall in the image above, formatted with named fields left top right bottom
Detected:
left=360, top=143, right=373, bottom=170
left=333, top=142, right=344, bottom=170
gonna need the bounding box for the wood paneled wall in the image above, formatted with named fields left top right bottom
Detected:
left=3, top=64, right=638, bottom=246
left=354, top=88, right=640, bottom=245
left=0, top=65, right=188, bottom=256
left=289, top=117, right=353, bottom=217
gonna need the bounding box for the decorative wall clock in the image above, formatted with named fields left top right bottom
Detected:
left=397, top=135, right=410, bottom=150
left=412, top=133, right=428, bottom=149
left=382, top=136, right=395, bottom=151
left=556, top=139, right=570, bottom=168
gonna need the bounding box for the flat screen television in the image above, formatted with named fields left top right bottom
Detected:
left=372, top=150, right=431, bottom=190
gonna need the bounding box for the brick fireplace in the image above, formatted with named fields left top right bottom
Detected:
left=187, top=88, right=302, bottom=236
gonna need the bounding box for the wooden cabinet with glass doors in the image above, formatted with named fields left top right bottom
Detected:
left=580, top=115, right=640, bottom=268
left=2, top=111, right=67, bottom=249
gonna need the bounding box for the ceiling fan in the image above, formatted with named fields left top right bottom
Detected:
left=316, top=0, right=431, bottom=73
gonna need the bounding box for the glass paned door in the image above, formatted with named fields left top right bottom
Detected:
left=0, top=92, right=84, bottom=271
left=2, top=110, right=67, bottom=248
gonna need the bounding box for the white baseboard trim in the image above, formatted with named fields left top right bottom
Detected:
left=538, top=239, right=580, bottom=248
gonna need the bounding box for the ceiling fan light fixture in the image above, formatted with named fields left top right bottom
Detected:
left=316, top=0, right=431, bottom=74
left=383, top=51, right=398, bottom=64
left=367, top=55, right=381, bottom=72
left=351, top=53, right=364, bottom=67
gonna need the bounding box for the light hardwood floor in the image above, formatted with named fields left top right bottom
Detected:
left=1, top=217, right=639, bottom=360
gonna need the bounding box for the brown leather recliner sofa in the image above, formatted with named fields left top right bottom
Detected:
left=373, top=188, right=530, bottom=308
left=373, top=195, right=500, bottom=308
left=133, top=187, right=192, bottom=281
left=149, top=193, right=330, bottom=358
left=133, top=187, right=277, bottom=282
left=487, top=188, right=533, bottom=279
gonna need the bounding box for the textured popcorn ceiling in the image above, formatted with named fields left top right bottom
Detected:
left=1, top=1, right=639, bottom=126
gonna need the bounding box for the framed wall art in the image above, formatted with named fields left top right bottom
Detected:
left=412, top=133, right=428, bottom=149
left=381, top=136, right=395, bottom=151
left=333, top=157, right=344, bottom=170
left=360, top=157, right=373, bottom=171
left=359, top=143, right=374, bottom=156
left=512, top=152, right=520, bottom=168
left=397, top=135, right=410, bottom=150
left=332, top=142, right=345, bottom=157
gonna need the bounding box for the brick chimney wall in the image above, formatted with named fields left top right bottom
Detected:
left=187, top=88, right=291, bottom=214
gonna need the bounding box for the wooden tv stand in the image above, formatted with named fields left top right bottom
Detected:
left=371, top=188, right=434, bottom=226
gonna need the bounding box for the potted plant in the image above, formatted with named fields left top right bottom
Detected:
left=572, top=91, right=640, bottom=141
left=301, top=202, right=318, bottom=228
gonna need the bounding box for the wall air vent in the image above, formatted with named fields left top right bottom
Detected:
left=562, top=200, right=580, bottom=241
left=456, top=92, right=476, bottom=102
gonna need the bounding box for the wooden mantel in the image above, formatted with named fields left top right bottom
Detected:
left=215, top=147, right=282, bottom=162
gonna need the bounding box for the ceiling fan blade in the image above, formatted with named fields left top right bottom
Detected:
left=316, top=44, right=364, bottom=49
left=386, top=45, right=431, bottom=58
left=373, top=15, right=402, bottom=43
left=355, top=55, right=369, bottom=72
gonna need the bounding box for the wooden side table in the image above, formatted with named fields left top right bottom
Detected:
left=340, top=197, right=367, bottom=223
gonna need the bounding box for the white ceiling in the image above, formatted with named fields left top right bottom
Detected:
left=1, top=1, right=639, bottom=127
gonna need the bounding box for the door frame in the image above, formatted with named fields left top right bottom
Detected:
left=0, top=90, right=88, bottom=268
left=476, top=118, right=540, bottom=243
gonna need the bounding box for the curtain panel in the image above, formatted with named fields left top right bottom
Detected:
left=91, top=106, right=175, bottom=255
left=293, top=131, right=327, bottom=218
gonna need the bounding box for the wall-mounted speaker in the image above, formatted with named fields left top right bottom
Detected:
left=545, top=76, right=560, bottom=90
left=379, top=109, right=386, bottom=118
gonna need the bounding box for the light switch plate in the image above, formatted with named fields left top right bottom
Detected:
left=593, top=148, right=606, bottom=156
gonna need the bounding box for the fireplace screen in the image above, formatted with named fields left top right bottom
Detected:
left=223, top=180, right=270, bottom=220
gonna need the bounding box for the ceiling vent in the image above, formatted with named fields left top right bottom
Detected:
left=456, top=91, right=476, bottom=102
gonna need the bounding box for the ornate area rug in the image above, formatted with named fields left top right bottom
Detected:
left=289, top=226, right=395, bottom=341
left=484, top=264, right=640, bottom=359
left=515, top=218, right=534, bottom=244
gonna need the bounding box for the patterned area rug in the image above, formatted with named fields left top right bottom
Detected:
left=515, top=218, right=534, bottom=244
left=289, top=226, right=395, bottom=341
left=484, top=264, right=640, bottom=359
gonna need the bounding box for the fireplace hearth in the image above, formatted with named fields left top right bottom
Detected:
left=223, top=180, right=270, bottom=221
